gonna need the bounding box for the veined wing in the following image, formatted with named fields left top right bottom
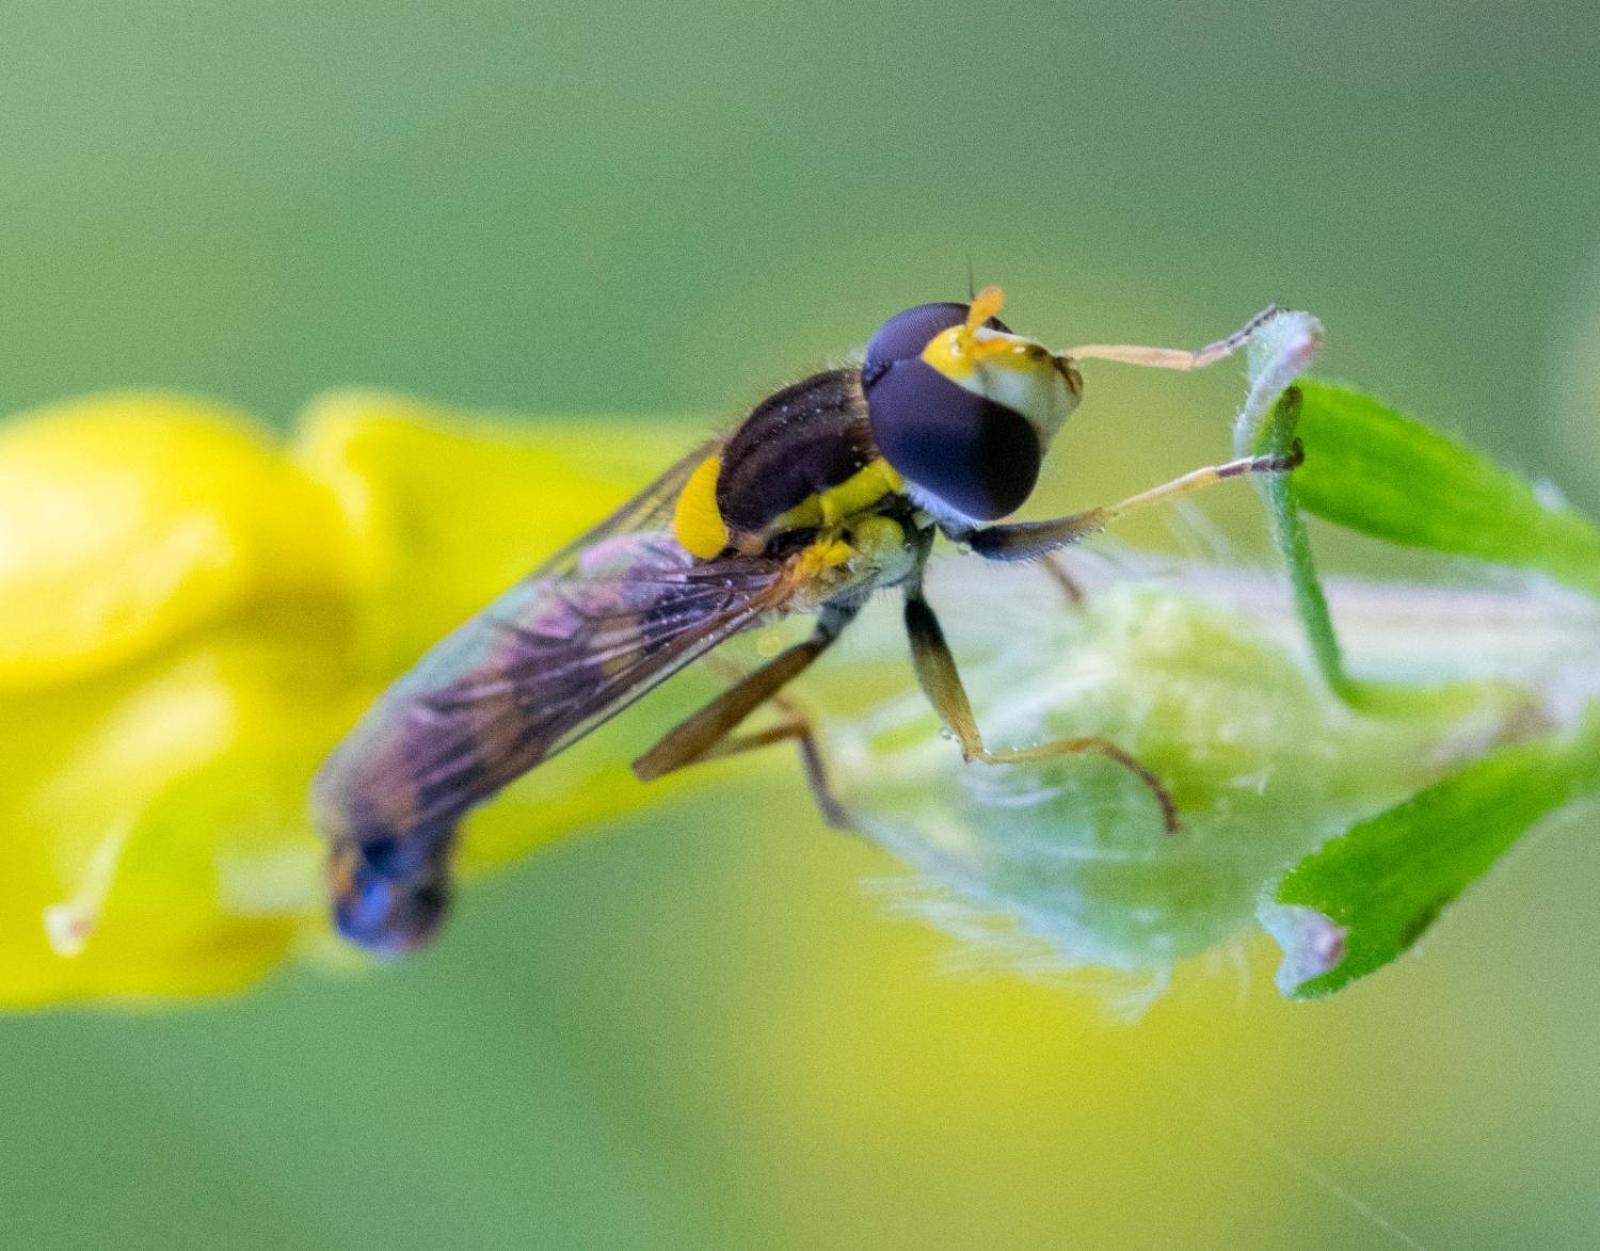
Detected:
left=316, top=432, right=753, bottom=951
left=531, top=433, right=724, bottom=579
left=315, top=531, right=796, bottom=845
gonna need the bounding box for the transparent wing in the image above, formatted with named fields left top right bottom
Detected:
left=531, top=433, right=724, bottom=579
left=315, top=530, right=796, bottom=841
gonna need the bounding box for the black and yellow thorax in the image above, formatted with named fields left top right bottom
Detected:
left=671, top=369, right=907, bottom=560
left=671, top=291, right=1082, bottom=570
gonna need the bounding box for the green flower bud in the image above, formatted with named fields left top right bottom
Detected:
left=820, top=557, right=1563, bottom=999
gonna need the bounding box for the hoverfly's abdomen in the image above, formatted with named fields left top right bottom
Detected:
left=714, top=370, right=883, bottom=537
left=317, top=531, right=787, bottom=952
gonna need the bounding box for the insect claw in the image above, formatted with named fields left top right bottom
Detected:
left=1244, top=440, right=1304, bottom=476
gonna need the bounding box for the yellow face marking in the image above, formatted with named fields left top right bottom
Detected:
left=767, top=457, right=905, bottom=534
left=921, top=308, right=1059, bottom=385
left=672, top=455, right=730, bottom=558
left=914, top=283, right=1080, bottom=447
left=923, top=284, right=1013, bottom=375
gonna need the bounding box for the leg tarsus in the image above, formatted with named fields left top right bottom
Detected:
left=903, top=590, right=1180, bottom=833
left=973, top=736, right=1179, bottom=834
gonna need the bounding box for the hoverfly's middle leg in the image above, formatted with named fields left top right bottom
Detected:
left=903, top=589, right=1179, bottom=833
left=632, top=603, right=860, bottom=828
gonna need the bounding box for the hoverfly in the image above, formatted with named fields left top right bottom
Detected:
left=315, top=286, right=1301, bottom=951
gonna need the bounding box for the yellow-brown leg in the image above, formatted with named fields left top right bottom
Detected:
left=632, top=605, right=858, bottom=826
left=903, top=591, right=1179, bottom=833
left=687, top=697, right=851, bottom=829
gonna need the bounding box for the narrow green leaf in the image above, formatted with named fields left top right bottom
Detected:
left=1267, top=714, right=1600, bottom=998
left=1293, top=380, right=1600, bottom=597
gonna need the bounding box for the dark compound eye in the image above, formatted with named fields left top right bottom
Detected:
left=863, top=301, right=1012, bottom=387
left=865, top=359, right=1041, bottom=521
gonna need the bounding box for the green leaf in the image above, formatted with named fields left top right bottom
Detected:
left=1267, top=713, right=1600, bottom=998
left=1293, top=380, right=1600, bottom=597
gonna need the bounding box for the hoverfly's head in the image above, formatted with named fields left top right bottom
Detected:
left=329, top=834, right=451, bottom=954
left=862, top=286, right=1082, bottom=523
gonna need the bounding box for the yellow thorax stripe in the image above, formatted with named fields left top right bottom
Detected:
left=672, top=454, right=906, bottom=559
left=672, top=455, right=730, bottom=558
left=768, top=458, right=905, bottom=533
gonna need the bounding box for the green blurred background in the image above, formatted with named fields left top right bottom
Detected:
left=3, top=2, right=1599, bottom=1247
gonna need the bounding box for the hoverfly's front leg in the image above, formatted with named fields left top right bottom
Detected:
left=957, top=443, right=1303, bottom=563
left=1065, top=305, right=1282, bottom=371
left=903, top=589, right=1179, bottom=833
left=632, top=602, right=860, bottom=827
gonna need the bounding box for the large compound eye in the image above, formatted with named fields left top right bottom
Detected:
left=865, top=359, right=1041, bottom=520
left=862, top=301, right=1012, bottom=386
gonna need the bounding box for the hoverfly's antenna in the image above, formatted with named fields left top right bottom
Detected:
left=960, top=287, right=998, bottom=337
left=965, top=255, right=977, bottom=302
left=958, top=285, right=1006, bottom=351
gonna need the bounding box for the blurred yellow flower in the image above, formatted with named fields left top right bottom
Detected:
left=0, top=390, right=713, bottom=1007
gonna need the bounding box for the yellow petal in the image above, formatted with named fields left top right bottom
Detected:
left=293, top=390, right=700, bottom=668
left=0, top=392, right=345, bottom=690
left=0, top=604, right=353, bottom=1006
left=0, top=393, right=780, bottom=1005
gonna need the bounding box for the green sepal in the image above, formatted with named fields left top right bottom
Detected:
left=1267, top=711, right=1600, bottom=998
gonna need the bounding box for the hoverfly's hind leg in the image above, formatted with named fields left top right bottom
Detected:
left=689, top=693, right=851, bottom=829
left=903, top=590, right=1180, bottom=833
left=1064, top=305, right=1282, bottom=371
left=1040, top=554, right=1085, bottom=607
left=959, top=443, right=1303, bottom=563
left=632, top=603, right=860, bottom=827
